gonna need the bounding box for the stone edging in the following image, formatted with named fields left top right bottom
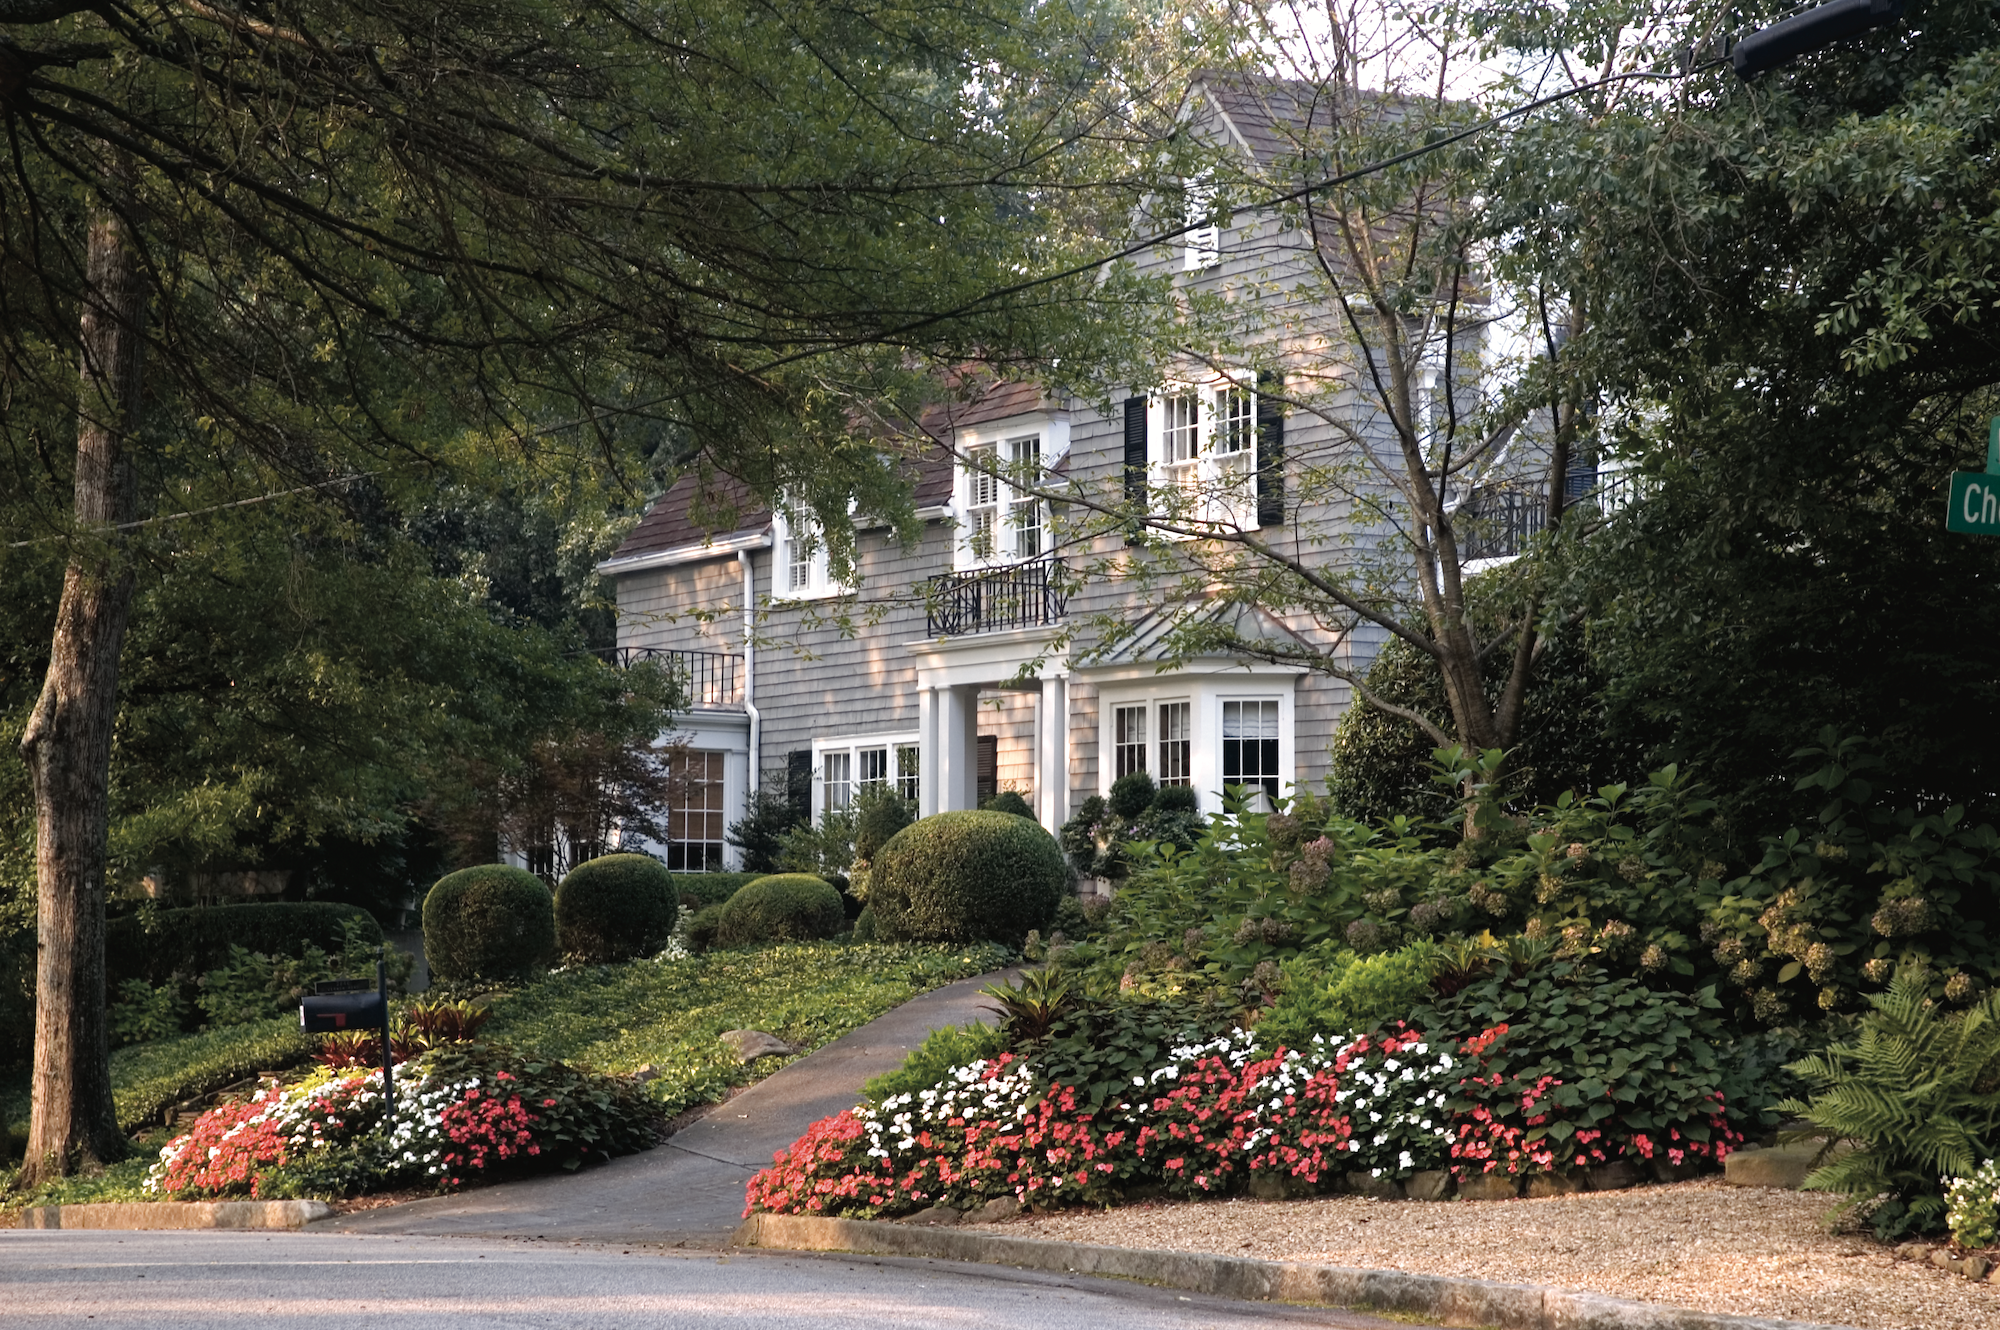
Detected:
left=733, top=1212, right=1866, bottom=1330
left=15, top=1200, right=331, bottom=1231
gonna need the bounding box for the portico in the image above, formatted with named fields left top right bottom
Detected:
left=907, top=623, right=1070, bottom=835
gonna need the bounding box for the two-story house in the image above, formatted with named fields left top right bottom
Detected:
left=594, top=73, right=1522, bottom=870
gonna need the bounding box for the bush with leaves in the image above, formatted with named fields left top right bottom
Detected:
left=861, top=1021, right=1010, bottom=1103
left=193, top=919, right=413, bottom=1028
left=871, top=810, right=1065, bottom=944
left=727, top=781, right=806, bottom=874
left=981, top=789, right=1035, bottom=819
left=716, top=874, right=846, bottom=945
left=1059, top=774, right=1207, bottom=883
left=1782, top=978, right=2000, bottom=1238
left=1255, top=943, right=1437, bottom=1058
left=555, top=853, right=680, bottom=964
left=1945, top=1158, right=2000, bottom=1251
left=109, top=979, right=186, bottom=1046
left=424, top=865, right=556, bottom=984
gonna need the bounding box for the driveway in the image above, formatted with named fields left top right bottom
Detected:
left=324, top=968, right=1009, bottom=1245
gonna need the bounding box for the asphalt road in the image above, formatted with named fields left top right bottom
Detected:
left=2, top=1231, right=1413, bottom=1330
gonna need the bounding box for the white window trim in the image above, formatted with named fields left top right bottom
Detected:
left=811, top=731, right=921, bottom=820
left=952, top=413, right=1070, bottom=571
left=1095, top=678, right=1294, bottom=816
left=1147, top=374, right=1260, bottom=532
left=771, top=504, right=850, bottom=601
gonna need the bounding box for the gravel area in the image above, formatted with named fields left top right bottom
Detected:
left=967, top=1181, right=1998, bottom=1330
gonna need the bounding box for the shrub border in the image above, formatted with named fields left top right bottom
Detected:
left=733, top=1213, right=1847, bottom=1330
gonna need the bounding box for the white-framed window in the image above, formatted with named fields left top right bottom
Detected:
left=666, top=749, right=728, bottom=871
left=1113, top=704, right=1147, bottom=779
left=1221, top=699, right=1281, bottom=804
left=1158, top=701, right=1192, bottom=786
left=814, top=732, right=920, bottom=817
left=1183, top=174, right=1220, bottom=271
left=954, top=417, right=1068, bottom=570
left=1149, top=377, right=1259, bottom=529
left=771, top=504, right=845, bottom=600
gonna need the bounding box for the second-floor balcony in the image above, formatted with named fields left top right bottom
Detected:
left=926, top=558, right=1068, bottom=638
left=605, top=647, right=744, bottom=708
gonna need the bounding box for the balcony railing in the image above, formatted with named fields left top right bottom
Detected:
left=926, top=558, right=1069, bottom=637
left=1454, top=487, right=1547, bottom=561
left=603, top=647, right=743, bottom=707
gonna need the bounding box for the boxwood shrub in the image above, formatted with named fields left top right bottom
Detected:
left=672, top=872, right=766, bottom=910
left=556, top=854, right=680, bottom=963
left=871, top=810, right=1066, bottom=944
left=423, top=865, right=555, bottom=983
left=716, top=874, right=845, bottom=945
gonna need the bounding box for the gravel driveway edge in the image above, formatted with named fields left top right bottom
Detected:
left=732, top=1212, right=1866, bottom=1330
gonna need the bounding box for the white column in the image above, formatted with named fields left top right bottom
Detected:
left=940, top=684, right=980, bottom=811
left=1038, top=675, right=1069, bottom=833
left=918, top=684, right=939, bottom=818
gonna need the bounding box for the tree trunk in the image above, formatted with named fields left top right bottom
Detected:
left=14, top=185, right=146, bottom=1188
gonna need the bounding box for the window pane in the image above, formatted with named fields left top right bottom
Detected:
left=667, top=749, right=728, bottom=871
left=823, top=750, right=852, bottom=810
left=1163, top=393, right=1200, bottom=465
left=1214, top=385, right=1255, bottom=455
left=1220, top=700, right=1280, bottom=802
left=1158, top=701, right=1191, bottom=786
left=895, top=744, right=920, bottom=801
left=1113, top=704, right=1147, bottom=779
left=858, top=746, right=889, bottom=787
left=1010, top=499, right=1041, bottom=558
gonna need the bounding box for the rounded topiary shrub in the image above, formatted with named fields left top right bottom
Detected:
left=871, top=810, right=1066, bottom=944
left=982, top=789, right=1035, bottom=819
left=715, top=873, right=845, bottom=945
left=555, top=853, right=680, bottom=964
left=424, top=865, right=556, bottom=984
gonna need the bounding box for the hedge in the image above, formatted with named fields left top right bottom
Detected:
left=423, top=865, right=556, bottom=983
left=109, top=1017, right=316, bottom=1133
left=105, top=902, right=383, bottom=989
left=716, top=874, right=846, bottom=945
left=556, top=854, right=680, bottom=964
left=871, top=811, right=1066, bottom=944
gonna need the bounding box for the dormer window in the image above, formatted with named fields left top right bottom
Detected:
left=1183, top=174, right=1220, bottom=271
left=771, top=504, right=844, bottom=599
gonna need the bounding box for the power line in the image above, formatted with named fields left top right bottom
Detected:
left=4, top=472, right=377, bottom=548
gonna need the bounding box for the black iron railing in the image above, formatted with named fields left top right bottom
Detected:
left=603, top=647, right=743, bottom=707
left=926, top=558, right=1068, bottom=637
left=1454, top=487, right=1547, bottom=561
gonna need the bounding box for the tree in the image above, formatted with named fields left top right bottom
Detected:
left=1470, top=0, right=2000, bottom=826
left=1, top=0, right=1202, bottom=1183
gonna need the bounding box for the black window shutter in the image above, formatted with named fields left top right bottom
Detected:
left=1256, top=371, right=1285, bottom=528
left=1122, top=394, right=1148, bottom=544
left=785, top=750, right=812, bottom=821
left=976, top=734, right=998, bottom=805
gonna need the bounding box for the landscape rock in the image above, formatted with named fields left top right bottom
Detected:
left=1961, top=1255, right=1989, bottom=1281
left=1343, top=1172, right=1402, bottom=1200
left=1525, top=1169, right=1585, bottom=1198
left=1403, top=1170, right=1451, bottom=1201
left=1585, top=1160, right=1642, bottom=1191
left=904, top=1204, right=961, bottom=1226
left=630, top=1064, right=661, bottom=1084
left=1930, top=1248, right=1953, bottom=1270
left=967, top=1196, right=1021, bottom=1223
left=1454, top=1172, right=1517, bottom=1201
left=1721, top=1141, right=1838, bottom=1189
left=718, top=1030, right=793, bottom=1063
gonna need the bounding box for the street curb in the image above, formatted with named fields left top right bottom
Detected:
left=15, top=1200, right=332, bottom=1230
left=733, top=1213, right=1865, bottom=1330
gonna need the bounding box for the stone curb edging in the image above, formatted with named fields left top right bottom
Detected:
left=15, top=1200, right=332, bottom=1231
left=733, top=1212, right=1866, bottom=1330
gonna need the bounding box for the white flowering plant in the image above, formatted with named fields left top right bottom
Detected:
left=1945, top=1158, right=2000, bottom=1251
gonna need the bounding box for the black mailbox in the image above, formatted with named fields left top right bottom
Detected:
left=300, top=990, right=387, bottom=1033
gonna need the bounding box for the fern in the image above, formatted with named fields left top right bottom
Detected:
left=1779, top=977, right=2000, bottom=1237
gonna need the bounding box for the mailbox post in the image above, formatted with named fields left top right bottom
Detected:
left=299, top=945, right=394, bottom=1116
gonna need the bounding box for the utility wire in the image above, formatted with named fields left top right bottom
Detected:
left=4, top=472, right=377, bottom=548
left=532, top=64, right=1690, bottom=440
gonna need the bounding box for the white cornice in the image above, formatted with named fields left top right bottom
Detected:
left=595, top=528, right=770, bottom=576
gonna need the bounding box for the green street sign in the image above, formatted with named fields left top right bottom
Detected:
left=1945, top=417, right=2000, bottom=536
left=1947, top=472, right=2000, bottom=535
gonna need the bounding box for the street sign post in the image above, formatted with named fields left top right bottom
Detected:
left=1945, top=419, right=2000, bottom=536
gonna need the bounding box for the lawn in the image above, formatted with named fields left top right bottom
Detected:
left=2, top=937, right=1007, bottom=1215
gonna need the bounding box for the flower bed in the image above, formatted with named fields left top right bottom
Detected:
left=145, top=1042, right=654, bottom=1200
left=746, top=1020, right=1745, bottom=1219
